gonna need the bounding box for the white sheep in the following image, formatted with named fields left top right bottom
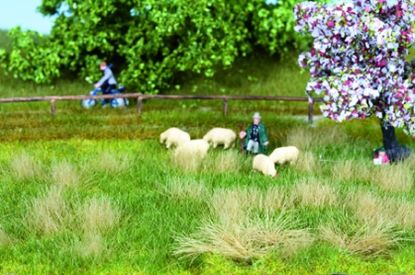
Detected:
left=269, top=146, right=299, bottom=165
left=160, top=128, right=191, bottom=149
left=174, top=139, right=210, bottom=161
left=252, top=154, right=277, bottom=177
left=203, top=128, right=236, bottom=149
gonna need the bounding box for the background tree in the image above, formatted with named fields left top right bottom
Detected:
left=0, top=0, right=310, bottom=93
left=294, top=0, right=415, bottom=161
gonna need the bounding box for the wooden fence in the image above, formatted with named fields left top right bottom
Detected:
left=0, top=93, right=321, bottom=123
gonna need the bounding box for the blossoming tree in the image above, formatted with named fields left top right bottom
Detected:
left=294, top=0, right=415, bottom=161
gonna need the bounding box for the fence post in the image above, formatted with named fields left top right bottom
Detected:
left=50, top=99, right=57, bottom=115
left=223, top=98, right=228, bottom=116
left=307, top=96, right=314, bottom=124
left=136, top=95, right=143, bottom=114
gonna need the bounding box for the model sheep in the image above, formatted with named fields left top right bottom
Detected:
left=174, top=139, right=210, bottom=161
left=203, top=128, right=237, bottom=149
left=269, top=146, right=299, bottom=165
left=160, top=128, right=191, bottom=149
left=252, top=154, right=277, bottom=177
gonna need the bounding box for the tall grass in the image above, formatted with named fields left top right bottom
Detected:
left=78, top=197, right=120, bottom=234
left=371, top=164, right=413, bottom=192
left=349, top=191, right=415, bottom=229
left=162, top=178, right=209, bottom=201
left=51, top=161, right=80, bottom=186
left=294, top=151, right=319, bottom=173
left=90, top=152, right=130, bottom=173
left=286, top=126, right=347, bottom=150
left=175, top=186, right=313, bottom=262
left=10, top=152, right=41, bottom=180
left=0, top=226, right=12, bottom=247
left=175, top=214, right=313, bottom=262
left=203, top=150, right=244, bottom=173
left=261, top=186, right=294, bottom=213
left=320, top=223, right=401, bottom=257
left=294, top=178, right=338, bottom=208
left=26, top=185, right=69, bottom=235
left=74, top=232, right=106, bottom=259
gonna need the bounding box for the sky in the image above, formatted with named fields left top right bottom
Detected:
left=0, top=1, right=55, bottom=34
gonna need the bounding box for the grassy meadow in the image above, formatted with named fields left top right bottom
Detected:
left=1, top=30, right=415, bottom=274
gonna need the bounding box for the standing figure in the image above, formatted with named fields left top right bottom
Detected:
left=240, top=112, right=269, bottom=154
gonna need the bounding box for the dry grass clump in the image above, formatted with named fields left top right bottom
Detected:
left=331, top=160, right=374, bottom=182
left=320, top=223, right=400, bottom=256
left=174, top=215, right=313, bottom=262
left=0, top=226, right=12, bottom=247
left=286, top=127, right=347, bottom=150
left=349, top=191, right=386, bottom=226
left=261, top=186, right=294, bottom=213
left=26, top=185, right=69, bottom=235
left=392, top=200, right=415, bottom=229
left=78, top=197, right=120, bottom=234
left=210, top=186, right=294, bottom=219
left=331, top=159, right=413, bottom=190
left=51, top=161, right=79, bottom=186
left=10, top=152, right=41, bottom=180
left=370, top=164, right=413, bottom=192
left=209, top=187, right=259, bottom=227
left=91, top=152, right=130, bottom=173
left=174, top=186, right=313, bottom=262
left=294, top=151, right=318, bottom=173
left=203, top=151, right=242, bottom=173
left=331, top=160, right=355, bottom=182
left=294, top=178, right=338, bottom=208
left=349, top=191, right=415, bottom=229
left=162, top=178, right=208, bottom=201
left=74, top=232, right=106, bottom=259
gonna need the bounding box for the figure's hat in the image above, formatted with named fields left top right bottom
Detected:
left=253, top=112, right=261, bottom=119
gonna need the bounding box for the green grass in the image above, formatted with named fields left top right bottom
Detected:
left=1, top=40, right=415, bottom=273
left=0, top=123, right=414, bottom=274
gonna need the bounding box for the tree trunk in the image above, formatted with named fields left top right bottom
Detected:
left=380, top=120, right=411, bottom=162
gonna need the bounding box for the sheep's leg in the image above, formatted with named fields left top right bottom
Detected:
left=166, top=141, right=172, bottom=149
left=213, top=143, right=218, bottom=148
left=224, top=142, right=230, bottom=149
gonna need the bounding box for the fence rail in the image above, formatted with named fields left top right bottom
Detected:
left=0, top=93, right=321, bottom=123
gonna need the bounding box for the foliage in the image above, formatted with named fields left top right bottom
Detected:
left=295, top=0, right=415, bottom=135
left=0, top=0, right=314, bottom=92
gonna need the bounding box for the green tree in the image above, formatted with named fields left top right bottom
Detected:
left=1, top=0, right=309, bottom=93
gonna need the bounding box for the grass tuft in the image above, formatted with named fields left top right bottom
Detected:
left=203, top=150, right=244, bottom=173
left=0, top=226, right=12, bottom=247
left=162, top=178, right=209, bottom=201
left=90, top=152, right=130, bottom=173
left=294, top=178, right=338, bottom=208
left=261, top=186, right=294, bottom=213
left=294, top=151, right=318, bottom=173
left=26, top=185, right=69, bottom=235
left=349, top=191, right=415, bottom=229
left=210, top=187, right=262, bottom=226
left=370, top=164, right=413, bottom=192
left=174, top=214, right=313, bottom=262
left=74, top=232, right=106, bottom=259
left=10, top=152, right=41, bottom=180
left=51, top=161, right=79, bottom=186
left=320, top=223, right=400, bottom=256
left=286, top=127, right=347, bottom=150
left=78, top=197, right=120, bottom=234
left=175, top=186, right=313, bottom=262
